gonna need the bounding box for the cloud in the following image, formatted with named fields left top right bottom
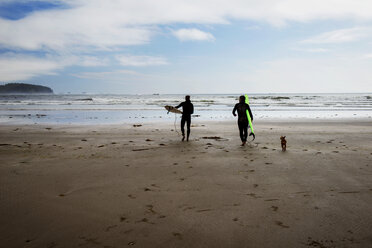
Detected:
left=291, top=47, right=329, bottom=53
left=79, top=56, right=109, bottom=67
left=0, top=54, right=61, bottom=81
left=72, top=70, right=139, bottom=79
left=241, top=57, right=372, bottom=92
left=2, top=1, right=372, bottom=52
left=302, top=27, right=370, bottom=44
left=0, top=53, right=109, bottom=81
left=245, top=25, right=261, bottom=30
left=173, top=28, right=215, bottom=41
left=116, top=55, right=168, bottom=66
left=2, top=0, right=372, bottom=87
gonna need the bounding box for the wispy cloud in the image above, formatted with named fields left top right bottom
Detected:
left=116, top=55, right=168, bottom=66
left=242, top=57, right=372, bottom=92
left=0, top=54, right=61, bottom=81
left=3, top=1, right=372, bottom=52
left=72, top=70, right=139, bottom=79
left=245, top=25, right=261, bottom=30
left=301, top=27, right=370, bottom=44
left=0, top=53, right=109, bottom=81
left=173, top=28, right=215, bottom=42
left=291, top=47, right=329, bottom=53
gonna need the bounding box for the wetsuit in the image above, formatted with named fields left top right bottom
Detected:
left=176, top=100, right=194, bottom=139
left=232, top=103, right=253, bottom=142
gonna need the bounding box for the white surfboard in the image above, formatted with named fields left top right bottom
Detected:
left=165, top=105, right=182, bottom=114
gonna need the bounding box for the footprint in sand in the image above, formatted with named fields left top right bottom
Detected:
left=105, top=225, right=117, bottom=232
left=246, top=193, right=261, bottom=198
left=275, top=221, right=289, bottom=228
left=146, top=205, right=157, bottom=214
left=128, top=194, right=136, bottom=199
left=172, top=232, right=183, bottom=240
left=271, top=206, right=278, bottom=212
left=137, top=218, right=154, bottom=224
left=196, top=209, right=212, bottom=213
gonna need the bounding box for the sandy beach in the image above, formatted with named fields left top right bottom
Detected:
left=1, top=120, right=372, bottom=248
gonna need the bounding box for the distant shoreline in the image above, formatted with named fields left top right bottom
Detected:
left=0, top=83, right=53, bottom=94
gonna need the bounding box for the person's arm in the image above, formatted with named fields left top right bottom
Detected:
left=175, top=102, right=183, bottom=109
left=247, top=104, right=253, bottom=121
left=232, top=104, right=237, bottom=116
left=191, top=103, right=194, bottom=114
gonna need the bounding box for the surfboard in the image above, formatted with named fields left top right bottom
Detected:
left=245, top=94, right=255, bottom=141
left=165, top=105, right=183, bottom=114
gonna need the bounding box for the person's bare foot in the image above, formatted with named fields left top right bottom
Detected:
left=241, top=141, right=246, bottom=146
left=182, top=135, right=185, bottom=141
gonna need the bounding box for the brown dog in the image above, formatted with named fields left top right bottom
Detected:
left=280, top=136, right=287, bottom=151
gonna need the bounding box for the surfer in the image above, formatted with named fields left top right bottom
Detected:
left=175, top=95, right=194, bottom=141
left=232, top=95, right=253, bottom=146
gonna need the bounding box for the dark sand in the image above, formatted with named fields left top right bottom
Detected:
left=1, top=121, right=372, bottom=248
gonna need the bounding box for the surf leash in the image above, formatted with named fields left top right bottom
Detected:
left=165, top=106, right=180, bottom=136
left=245, top=94, right=255, bottom=141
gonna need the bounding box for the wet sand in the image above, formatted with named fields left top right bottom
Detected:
left=1, top=120, right=372, bottom=248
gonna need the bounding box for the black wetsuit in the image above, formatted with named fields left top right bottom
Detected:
left=232, top=103, right=253, bottom=142
left=176, top=100, right=194, bottom=138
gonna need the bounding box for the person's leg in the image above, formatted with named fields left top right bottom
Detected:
left=186, top=116, right=191, bottom=141
left=181, top=117, right=186, bottom=141
left=243, top=124, right=248, bottom=142
left=238, top=121, right=244, bottom=144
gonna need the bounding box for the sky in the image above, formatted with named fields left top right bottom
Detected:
left=1, top=0, right=372, bottom=94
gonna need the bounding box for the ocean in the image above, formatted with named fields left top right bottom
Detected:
left=0, top=93, right=371, bottom=125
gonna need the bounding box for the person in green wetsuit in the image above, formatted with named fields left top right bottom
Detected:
left=232, top=95, right=253, bottom=146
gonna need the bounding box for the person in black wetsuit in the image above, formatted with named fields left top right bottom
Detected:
left=175, top=95, right=194, bottom=141
left=232, top=95, right=253, bottom=146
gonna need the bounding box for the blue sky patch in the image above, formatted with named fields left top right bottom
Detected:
left=0, top=1, right=64, bottom=20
